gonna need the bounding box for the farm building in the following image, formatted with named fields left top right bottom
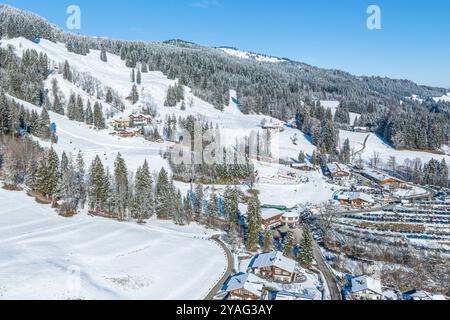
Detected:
left=351, top=275, right=383, bottom=300
left=221, top=273, right=264, bottom=300
left=360, top=168, right=407, bottom=188
left=247, top=251, right=296, bottom=283
left=327, top=162, right=352, bottom=181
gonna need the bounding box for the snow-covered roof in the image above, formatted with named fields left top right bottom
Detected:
left=248, top=251, right=296, bottom=274
left=351, top=275, right=383, bottom=295
left=272, top=291, right=315, bottom=300
left=260, top=208, right=285, bottom=220
left=222, top=273, right=263, bottom=296
left=282, top=211, right=300, bottom=219
left=338, top=192, right=374, bottom=203
left=409, top=291, right=434, bottom=300
left=327, top=162, right=351, bottom=174
left=361, top=168, right=403, bottom=183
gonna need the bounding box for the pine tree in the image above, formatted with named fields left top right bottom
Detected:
left=88, top=156, right=107, bottom=212
left=130, top=84, right=139, bottom=104
left=75, top=95, right=84, bottom=122
left=63, top=60, right=72, bottom=82
left=106, top=89, right=113, bottom=104
left=156, top=167, right=171, bottom=219
left=246, top=195, right=262, bottom=252
left=340, top=138, right=351, bottom=164
left=223, top=187, right=239, bottom=229
left=131, top=160, right=154, bottom=222
left=58, top=157, right=78, bottom=215
left=263, top=230, right=273, bottom=252
left=299, top=225, right=314, bottom=267
left=93, top=102, right=105, bottom=129
left=114, top=153, right=129, bottom=221
left=208, top=192, right=219, bottom=227
left=67, top=93, right=76, bottom=120
left=38, top=107, right=51, bottom=139
left=36, top=148, right=59, bottom=201
left=194, top=184, right=204, bottom=219
left=184, top=191, right=194, bottom=224
left=85, top=100, right=93, bottom=125
left=298, top=151, right=306, bottom=164
left=284, top=231, right=295, bottom=258
left=26, top=158, right=39, bottom=191
left=100, top=47, right=108, bottom=62
left=75, top=151, right=87, bottom=209
left=136, top=69, right=142, bottom=85
left=60, top=151, right=69, bottom=173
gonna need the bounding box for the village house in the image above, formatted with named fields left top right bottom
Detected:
left=221, top=273, right=264, bottom=300
left=327, top=162, right=352, bottom=181
left=247, top=251, right=296, bottom=283
left=360, top=167, right=407, bottom=189
left=351, top=275, right=383, bottom=300
left=260, top=207, right=285, bottom=230
left=337, top=192, right=375, bottom=207
left=129, top=114, right=152, bottom=127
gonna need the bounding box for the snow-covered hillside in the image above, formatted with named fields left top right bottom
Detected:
left=218, top=47, right=287, bottom=63
left=1, top=37, right=318, bottom=166
left=433, top=93, right=450, bottom=103
left=340, top=130, right=450, bottom=168
left=0, top=188, right=226, bottom=300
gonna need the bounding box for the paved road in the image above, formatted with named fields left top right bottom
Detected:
left=312, top=242, right=342, bottom=300
left=204, top=236, right=234, bottom=300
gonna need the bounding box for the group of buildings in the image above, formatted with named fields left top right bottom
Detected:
left=110, top=114, right=152, bottom=138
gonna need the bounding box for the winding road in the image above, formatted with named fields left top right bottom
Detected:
left=312, top=241, right=342, bottom=300
left=204, top=236, right=234, bottom=300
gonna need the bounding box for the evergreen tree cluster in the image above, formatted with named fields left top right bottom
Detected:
left=0, top=93, right=55, bottom=141
left=0, top=46, right=48, bottom=105
left=164, top=82, right=184, bottom=107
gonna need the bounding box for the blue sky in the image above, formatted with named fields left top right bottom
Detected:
left=4, top=0, right=450, bottom=88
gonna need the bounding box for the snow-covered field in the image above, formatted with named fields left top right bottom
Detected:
left=0, top=188, right=227, bottom=300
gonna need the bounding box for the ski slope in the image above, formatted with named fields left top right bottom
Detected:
left=0, top=188, right=227, bottom=300
left=7, top=95, right=170, bottom=174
